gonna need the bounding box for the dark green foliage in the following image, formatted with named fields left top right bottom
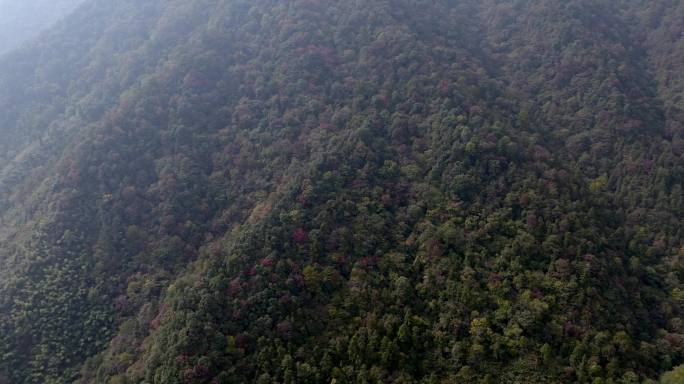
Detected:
left=0, top=1, right=682, bottom=383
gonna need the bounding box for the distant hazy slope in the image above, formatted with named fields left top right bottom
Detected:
left=0, top=0, right=83, bottom=53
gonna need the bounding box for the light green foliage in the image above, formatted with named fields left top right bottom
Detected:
left=660, top=364, right=684, bottom=384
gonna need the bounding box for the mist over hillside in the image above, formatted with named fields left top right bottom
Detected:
left=0, top=0, right=83, bottom=53
left=0, top=1, right=682, bottom=383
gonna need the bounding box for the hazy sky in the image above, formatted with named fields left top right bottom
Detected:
left=0, top=0, right=83, bottom=54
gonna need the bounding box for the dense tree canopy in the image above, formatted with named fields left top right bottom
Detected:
left=0, top=1, right=682, bottom=383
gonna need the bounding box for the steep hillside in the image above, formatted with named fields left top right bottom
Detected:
left=0, top=1, right=681, bottom=383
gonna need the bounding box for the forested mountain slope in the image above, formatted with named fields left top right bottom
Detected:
left=0, top=1, right=681, bottom=383
left=0, top=0, right=84, bottom=54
